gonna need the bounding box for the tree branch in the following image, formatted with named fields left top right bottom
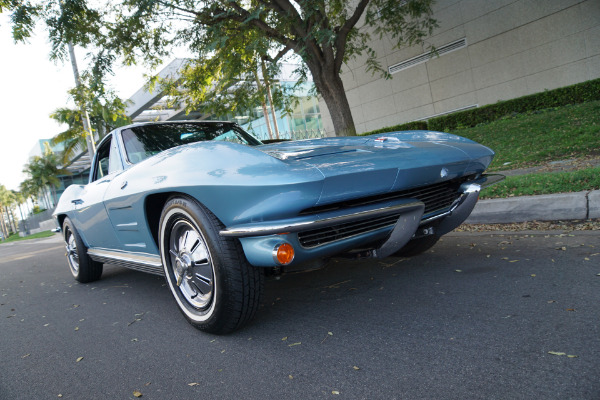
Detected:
left=333, top=0, right=370, bottom=72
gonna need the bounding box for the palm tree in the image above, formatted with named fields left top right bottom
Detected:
left=0, top=185, right=16, bottom=237
left=51, top=75, right=130, bottom=166
left=22, top=147, right=70, bottom=209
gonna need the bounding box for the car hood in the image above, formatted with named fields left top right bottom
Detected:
left=259, top=131, right=495, bottom=204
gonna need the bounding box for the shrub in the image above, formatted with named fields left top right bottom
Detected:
left=358, top=120, right=428, bottom=136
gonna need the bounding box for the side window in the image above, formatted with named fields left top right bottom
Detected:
left=92, top=137, right=112, bottom=182
left=108, top=137, right=123, bottom=174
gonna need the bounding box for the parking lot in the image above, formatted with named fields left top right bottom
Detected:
left=1, top=231, right=599, bottom=399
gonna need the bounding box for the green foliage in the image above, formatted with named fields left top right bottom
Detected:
left=428, top=78, right=600, bottom=132
left=453, top=99, right=600, bottom=171
left=1, top=230, right=56, bottom=243
left=359, top=120, right=428, bottom=136
left=50, top=72, right=131, bottom=165
left=3, top=0, right=437, bottom=137
left=360, top=77, right=600, bottom=137
left=481, top=166, right=600, bottom=199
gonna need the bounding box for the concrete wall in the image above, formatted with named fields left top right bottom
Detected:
left=320, top=0, right=600, bottom=135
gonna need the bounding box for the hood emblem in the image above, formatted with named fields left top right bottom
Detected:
left=440, top=168, right=449, bottom=178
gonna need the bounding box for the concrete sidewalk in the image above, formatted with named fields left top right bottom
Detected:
left=466, top=190, right=600, bottom=224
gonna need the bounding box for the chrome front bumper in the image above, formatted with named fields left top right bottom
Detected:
left=225, top=174, right=504, bottom=266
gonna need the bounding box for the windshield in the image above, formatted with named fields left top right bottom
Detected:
left=121, top=122, right=262, bottom=164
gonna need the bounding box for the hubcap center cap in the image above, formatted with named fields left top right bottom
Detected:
left=175, top=252, right=194, bottom=286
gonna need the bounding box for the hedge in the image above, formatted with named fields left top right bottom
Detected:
left=358, top=120, right=428, bottom=136
left=360, top=77, right=600, bottom=135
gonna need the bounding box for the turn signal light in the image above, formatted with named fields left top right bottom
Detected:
left=274, top=243, right=295, bottom=265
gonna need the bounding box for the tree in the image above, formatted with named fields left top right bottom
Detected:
left=3, top=1, right=437, bottom=137
left=107, top=0, right=437, bottom=136
left=51, top=73, right=130, bottom=165
left=3, top=0, right=127, bottom=159
left=0, top=184, right=18, bottom=236
left=22, top=146, right=69, bottom=209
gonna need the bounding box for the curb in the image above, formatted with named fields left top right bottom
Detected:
left=466, top=190, right=600, bottom=224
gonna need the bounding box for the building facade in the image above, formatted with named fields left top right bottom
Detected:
left=319, top=0, right=600, bottom=135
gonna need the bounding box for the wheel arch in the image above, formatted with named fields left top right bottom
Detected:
left=144, top=191, right=219, bottom=250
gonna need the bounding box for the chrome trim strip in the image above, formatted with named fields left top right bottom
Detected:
left=220, top=200, right=425, bottom=238
left=88, top=248, right=162, bottom=268
left=419, top=210, right=452, bottom=225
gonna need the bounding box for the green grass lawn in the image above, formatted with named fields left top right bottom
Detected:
left=0, top=230, right=57, bottom=244
left=481, top=166, right=600, bottom=199
left=451, top=100, right=600, bottom=172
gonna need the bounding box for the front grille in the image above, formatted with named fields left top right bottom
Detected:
left=298, top=211, right=402, bottom=248
left=297, top=177, right=472, bottom=248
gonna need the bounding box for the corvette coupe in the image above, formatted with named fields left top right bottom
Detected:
left=54, top=121, right=503, bottom=333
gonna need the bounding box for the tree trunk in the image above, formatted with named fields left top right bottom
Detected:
left=311, top=66, right=356, bottom=137
left=0, top=212, right=8, bottom=239
left=253, top=69, right=274, bottom=140
left=261, top=60, right=280, bottom=139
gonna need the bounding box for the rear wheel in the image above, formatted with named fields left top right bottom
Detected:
left=393, top=235, right=440, bottom=257
left=62, top=218, right=103, bottom=283
left=159, top=196, right=263, bottom=334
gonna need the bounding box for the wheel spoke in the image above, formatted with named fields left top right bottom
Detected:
left=167, top=218, right=214, bottom=310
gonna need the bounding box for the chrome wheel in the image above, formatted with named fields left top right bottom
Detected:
left=65, top=228, right=80, bottom=275
left=167, top=220, right=214, bottom=310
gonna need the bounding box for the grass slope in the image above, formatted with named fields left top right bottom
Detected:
left=451, top=100, right=600, bottom=172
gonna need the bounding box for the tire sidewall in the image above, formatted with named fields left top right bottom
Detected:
left=159, top=197, right=223, bottom=326
left=63, top=219, right=81, bottom=280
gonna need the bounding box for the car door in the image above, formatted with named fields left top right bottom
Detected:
left=71, top=134, right=123, bottom=250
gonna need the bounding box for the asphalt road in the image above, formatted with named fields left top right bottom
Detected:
left=1, top=231, right=599, bottom=400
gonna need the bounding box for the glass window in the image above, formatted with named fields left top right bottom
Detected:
left=121, top=122, right=262, bottom=164
left=92, top=137, right=112, bottom=182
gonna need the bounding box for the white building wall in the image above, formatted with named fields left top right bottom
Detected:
left=320, top=0, right=600, bottom=135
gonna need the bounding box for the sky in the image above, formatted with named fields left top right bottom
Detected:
left=0, top=13, right=148, bottom=191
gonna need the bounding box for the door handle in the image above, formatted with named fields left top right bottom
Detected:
left=71, top=199, right=84, bottom=205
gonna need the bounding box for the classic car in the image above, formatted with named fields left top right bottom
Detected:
left=53, top=121, right=503, bottom=333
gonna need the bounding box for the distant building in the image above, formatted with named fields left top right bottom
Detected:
left=318, top=0, right=600, bottom=135
left=126, top=59, right=325, bottom=141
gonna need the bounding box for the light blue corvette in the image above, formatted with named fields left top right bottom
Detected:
left=54, top=121, right=503, bottom=333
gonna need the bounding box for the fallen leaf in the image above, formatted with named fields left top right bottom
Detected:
left=509, top=260, right=519, bottom=263
left=22, top=354, right=30, bottom=358
left=74, top=327, right=79, bottom=331
left=547, top=300, right=556, bottom=303
left=288, top=375, right=293, bottom=379
left=455, top=269, right=462, bottom=273
left=288, top=342, right=301, bottom=347
left=133, top=390, right=143, bottom=398
left=566, top=308, right=576, bottom=312
left=328, top=332, right=333, bottom=336
left=76, top=357, right=84, bottom=362
left=353, top=366, right=360, bottom=370
left=332, top=391, right=340, bottom=395
left=548, top=351, right=566, bottom=356
left=281, top=337, right=288, bottom=341
left=567, top=355, right=578, bottom=358
left=188, top=383, right=200, bottom=387
left=530, top=274, right=536, bottom=277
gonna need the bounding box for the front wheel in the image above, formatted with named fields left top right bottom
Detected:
left=159, top=196, right=263, bottom=334
left=62, top=218, right=103, bottom=283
